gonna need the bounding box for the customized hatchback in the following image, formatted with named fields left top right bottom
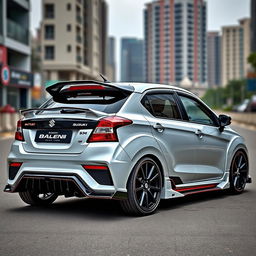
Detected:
left=4, top=81, right=251, bottom=215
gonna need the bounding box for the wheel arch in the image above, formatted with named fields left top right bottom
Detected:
left=126, top=148, right=168, bottom=189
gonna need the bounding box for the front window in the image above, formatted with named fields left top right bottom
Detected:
left=179, top=95, right=215, bottom=125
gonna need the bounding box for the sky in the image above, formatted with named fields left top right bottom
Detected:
left=30, top=0, right=251, bottom=80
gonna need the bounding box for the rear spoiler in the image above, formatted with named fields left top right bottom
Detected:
left=46, top=80, right=134, bottom=97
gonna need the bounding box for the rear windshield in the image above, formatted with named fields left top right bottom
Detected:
left=42, top=97, right=129, bottom=114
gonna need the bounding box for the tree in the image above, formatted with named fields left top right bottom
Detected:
left=247, top=52, right=256, bottom=71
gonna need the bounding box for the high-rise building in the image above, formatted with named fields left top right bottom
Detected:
left=221, top=18, right=251, bottom=86
left=121, top=38, right=144, bottom=82
left=106, top=37, right=116, bottom=81
left=144, top=0, right=207, bottom=85
left=207, top=32, right=221, bottom=87
left=251, top=0, right=256, bottom=52
left=41, top=0, right=108, bottom=84
left=0, top=0, right=33, bottom=109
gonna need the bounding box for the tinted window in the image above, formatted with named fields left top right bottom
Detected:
left=42, top=97, right=128, bottom=114
left=142, top=94, right=181, bottom=119
left=179, top=96, right=214, bottom=125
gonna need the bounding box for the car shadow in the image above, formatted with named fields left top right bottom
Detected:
left=6, top=190, right=252, bottom=219
left=159, top=189, right=250, bottom=211
left=7, top=198, right=126, bottom=221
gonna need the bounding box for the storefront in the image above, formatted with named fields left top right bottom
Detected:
left=0, top=64, right=33, bottom=110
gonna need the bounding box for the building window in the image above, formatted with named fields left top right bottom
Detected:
left=45, top=25, right=54, bottom=40
left=45, top=46, right=55, bottom=60
left=67, top=3, right=72, bottom=11
left=67, top=45, right=72, bottom=52
left=67, top=24, right=72, bottom=32
left=44, top=4, right=55, bottom=19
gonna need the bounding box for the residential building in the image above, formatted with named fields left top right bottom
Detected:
left=251, top=0, right=256, bottom=52
left=41, top=0, right=108, bottom=85
left=0, top=0, right=33, bottom=109
left=207, top=32, right=221, bottom=87
left=221, top=18, right=251, bottom=86
left=106, top=36, right=116, bottom=81
left=121, top=38, right=144, bottom=82
left=144, top=0, right=207, bottom=86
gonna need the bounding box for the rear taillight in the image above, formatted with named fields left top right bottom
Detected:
left=87, top=116, right=132, bottom=142
left=15, top=120, right=24, bottom=141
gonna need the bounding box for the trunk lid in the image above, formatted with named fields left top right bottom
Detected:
left=20, top=81, right=133, bottom=154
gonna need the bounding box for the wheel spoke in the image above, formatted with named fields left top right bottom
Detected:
left=234, top=176, right=239, bottom=188
left=149, top=186, right=160, bottom=192
left=136, top=186, right=143, bottom=192
left=239, top=162, right=246, bottom=170
left=150, top=173, right=159, bottom=182
left=238, top=155, right=243, bottom=168
left=148, top=190, right=156, bottom=203
left=139, top=191, right=146, bottom=206
left=140, top=167, right=146, bottom=179
left=145, top=192, right=149, bottom=208
left=147, top=165, right=155, bottom=180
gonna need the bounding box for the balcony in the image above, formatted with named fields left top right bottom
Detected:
left=76, top=35, right=82, bottom=44
left=76, top=15, right=82, bottom=24
left=77, top=56, right=82, bottom=63
left=7, top=19, right=29, bottom=45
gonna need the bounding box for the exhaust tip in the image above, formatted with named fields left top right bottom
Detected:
left=3, top=184, right=12, bottom=193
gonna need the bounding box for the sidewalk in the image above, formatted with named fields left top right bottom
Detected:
left=0, top=132, right=15, bottom=140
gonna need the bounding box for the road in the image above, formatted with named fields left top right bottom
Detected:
left=0, top=125, right=255, bottom=256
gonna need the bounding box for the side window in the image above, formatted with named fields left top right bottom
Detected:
left=179, top=95, right=214, bottom=125
left=142, top=93, right=181, bottom=120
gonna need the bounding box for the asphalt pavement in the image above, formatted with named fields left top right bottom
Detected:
left=0, top=125, right=255, bottom=256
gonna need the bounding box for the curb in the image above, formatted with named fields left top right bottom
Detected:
left=0, top=132, right=15, bottom=140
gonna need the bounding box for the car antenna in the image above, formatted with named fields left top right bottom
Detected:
left=99, top=73, right=110, bottom=83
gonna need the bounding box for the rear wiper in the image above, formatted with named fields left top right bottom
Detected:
left=21, top=107, right=107, bottom=117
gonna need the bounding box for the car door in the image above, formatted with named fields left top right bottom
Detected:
left=175, top=92, right=230, bottom=183
left=141, top=90, right=212, bottom=183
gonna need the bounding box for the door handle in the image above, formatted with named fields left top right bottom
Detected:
left=153, top=123, right=165, bottom=133
left=195, top=129, right=204, bottom=139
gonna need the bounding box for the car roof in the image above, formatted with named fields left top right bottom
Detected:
left=114, top=82, right=193, bottom=95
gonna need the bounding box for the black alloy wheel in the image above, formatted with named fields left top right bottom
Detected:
left=120, top=157, right=162, bottom=216
left=19, top=191, right=58, bottom=206
left=230, top=150, right=249, bottom=194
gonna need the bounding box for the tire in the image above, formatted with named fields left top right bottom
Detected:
left=19, top=191, right=58, bottom=206
left=120, top=157, right=162, bottom=216
left=229, top=150, right=249, bottom=194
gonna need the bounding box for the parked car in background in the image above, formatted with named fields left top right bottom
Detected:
left=246, top=95, right=256, bottom=112
left=233, top=99, right=250, bottom=112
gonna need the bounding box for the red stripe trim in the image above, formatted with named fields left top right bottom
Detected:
left=9, top=162, right=22, bottom=167
left=82, top=165, right=108, bottom=170
left=175, top=184, right=218, bottom=192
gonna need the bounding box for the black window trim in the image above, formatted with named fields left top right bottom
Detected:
left=175, top=91, right=220, bottom=127
left=141, top=89, right=183, bottom=121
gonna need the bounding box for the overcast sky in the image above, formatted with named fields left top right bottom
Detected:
left=30, top=0, right=250, bottom=80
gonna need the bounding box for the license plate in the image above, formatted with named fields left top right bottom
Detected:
left=35, top=130, right=72, bottom=143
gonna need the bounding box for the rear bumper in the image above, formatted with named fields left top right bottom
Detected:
left=5, top=141, right=133, bottom=198
left=4, top=173, right=128, bottom=199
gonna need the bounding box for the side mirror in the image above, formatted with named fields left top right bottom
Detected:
left=218, top=114, right=231, bottom=132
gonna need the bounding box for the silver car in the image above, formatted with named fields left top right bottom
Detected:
left=4, top=81, right=251, bottom=215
